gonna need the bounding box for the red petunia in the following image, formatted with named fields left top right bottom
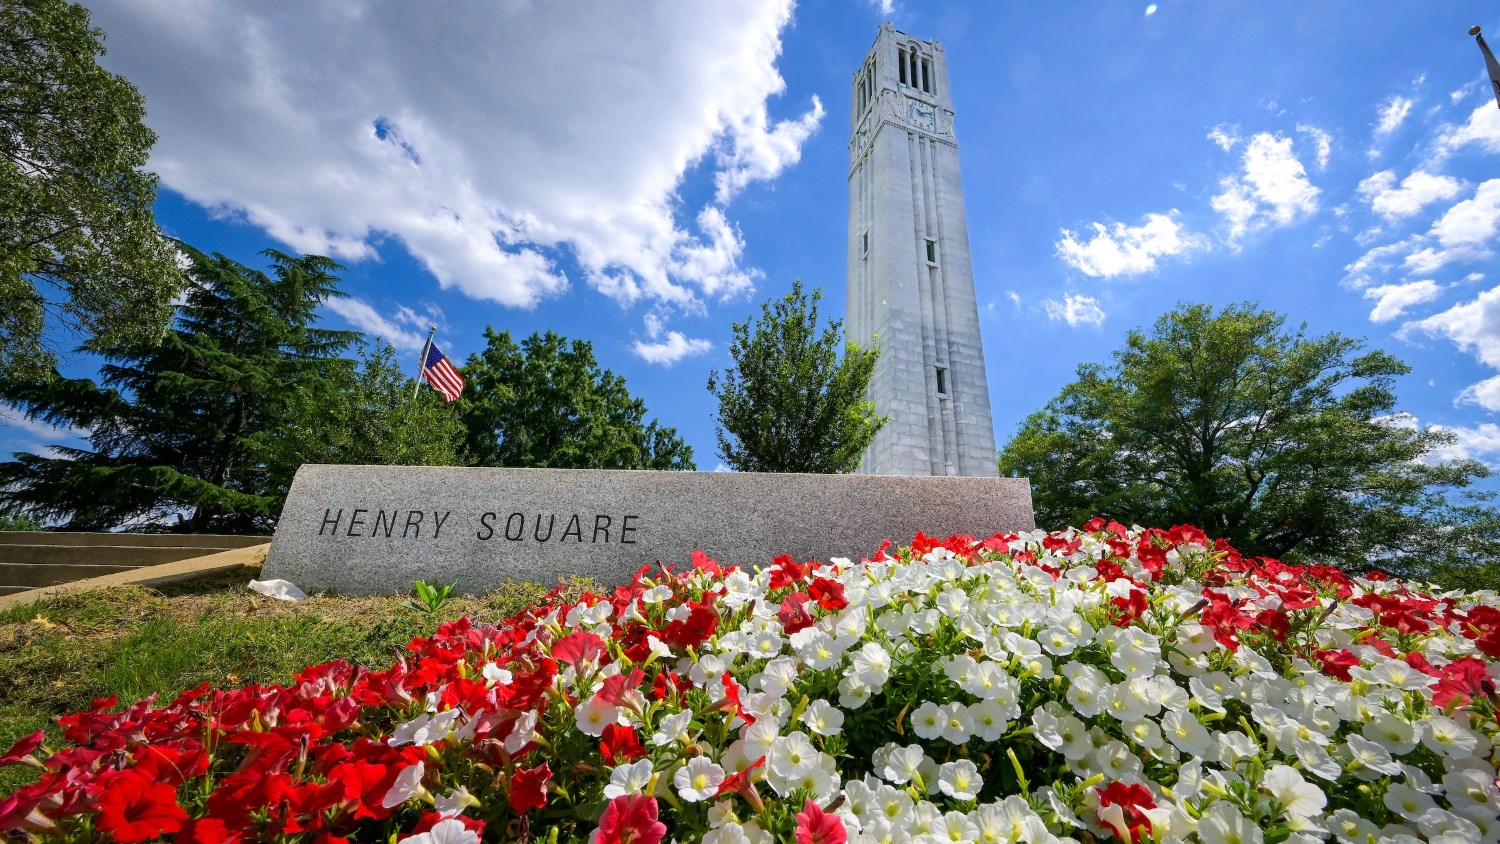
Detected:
left=808, top=578, right=847, bottom=611
left=551, top=631, right=606, bottom=668
left=1313, top=649, right=1359, bottom=682
left=0, top=731, right=43, bottom=768
left=795, top=797, right=847, bottom=844
left=1095, top=782, right=1155, bottom=843
left=508, top=762, right=551, bottom=815
left=600, top=725, right=646, bottom=766
left=94, top=769, right=188, bottom=844
left=596, top=794, right=666, bottom=844
left=768, top=554, right=806, bottom=590
left=779, top=593, right=816, bottom=634
left=329, top=759, right=397, bottom=820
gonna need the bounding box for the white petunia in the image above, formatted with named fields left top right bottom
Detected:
left=1197, top=803, right=1264, bottom=844
left=1420, top=715, right=1478, bottom=759
left=674, top=756, right=726, bottom=803
left=911, top=701, right=946, bottom=741
left=481, top=662, right=513, bottom=685
left=1383, top=783, right=1438, bottom=821
left=651, top=708, right=694, bottom=746
left=575, top=696, right=620, bottom=737
left=382, top=762, right=428, bottom=808
left=801, top=699, right=845, bottom=737
left=398, top=818, right=479, bottom=844
left=966, top=699, right=1009, bottom=743
left=1160, top=709, right=1213, bottom=757
left=877, top=744, right=927, bottom=786
left=503, top=710, right=539, bottom=754
left=603, top=759, right=655, bottom=800
left=936, top=760, right=981, bottom=801
left=1262, top=765, right=1326, bottom=820
left=849, top=642, right=892, bottom=687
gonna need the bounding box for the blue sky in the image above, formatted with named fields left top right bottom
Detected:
left=7, top=1, right=1500, bottom=493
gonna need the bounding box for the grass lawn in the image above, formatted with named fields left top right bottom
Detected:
left=0, top=567, right=593, bottom=795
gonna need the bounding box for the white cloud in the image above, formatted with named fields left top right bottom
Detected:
left=1402, top=179, right=1500, bottom=272
left=866, top=0, right=896, bottom=13
left=631, top=331, right=712, bottom=366
left=1458, top=376, right=1500, bottom=412
left=1055, top=211, right=1203, bottom=278
left=1006, top=290, right=1022, bottom=309
left=0, top=409, right=85, bottom=444
left=1341, top=237, right=1416, bottom=289
left=1403, top=285, right=1500, bottom=368
left=1427, top=422, right=1500, bottom=467
left=1041, top=294, right=1106, bottom=327
left=1207, top=124, right=1240, bottom=152
left=1296, top=124, right=1332, bottom=169
left=322, top=297, right=431, bottom=352
left=1434, top=102, right=1500, bottom=156
left=1211, top=133, right=1319, bottom=241
left=1373, top=95, right=1413, bottom=138
left=1362, top=279, right=1442, bottom=323
left=1356, top=170, right=1464, bottom=220
left=84, top=1, right=820, bottom=312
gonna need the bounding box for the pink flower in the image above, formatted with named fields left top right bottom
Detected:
left=596, top=794, right=666, bottom=844
left=795, top=798, right=846, bottom=844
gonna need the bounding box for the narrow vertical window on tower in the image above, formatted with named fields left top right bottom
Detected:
left=935, top=366, right=947, bottom=396
left=909, top=48, right=919, bottom=91
left=921, top=58, right=931, bottom=94
left=925, top=238, right=937, bottom=264
left=898, top=46, right=908, bottom=85
left=863, top=231, right=870, bottom=257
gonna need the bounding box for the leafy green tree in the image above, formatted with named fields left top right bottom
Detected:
left=998, top=302, right=1500, bottom=587
left=271, top=339, right=464, bottom=473
left=459, top=329, right=693, bottom=470
left=708, top=281, right=884, bottom=473
left=0, top=512, right=42, bottom=530
left=0, top=245, right=358, bottom=533
left=1, top=0, right=181, bottom=379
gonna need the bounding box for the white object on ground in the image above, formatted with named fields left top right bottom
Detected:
left=248, top=578, right=308, bottom=601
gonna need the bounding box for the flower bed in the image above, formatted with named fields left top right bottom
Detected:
left=2, top=521, right=1498, bottom=843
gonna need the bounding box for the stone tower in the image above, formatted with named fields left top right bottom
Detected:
left=846, top=23, right=998, bottom=477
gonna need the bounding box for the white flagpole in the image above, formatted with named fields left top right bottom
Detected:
left=413, top=325, right=437, bottom=401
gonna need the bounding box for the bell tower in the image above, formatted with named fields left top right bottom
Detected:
left=846, top=23, right=998, bottom=477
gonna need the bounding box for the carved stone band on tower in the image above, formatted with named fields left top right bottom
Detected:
left=847, top=22, right=999, bottom=478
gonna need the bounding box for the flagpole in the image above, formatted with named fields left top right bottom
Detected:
left=413, top=325, right=437, bottom=401
left=1473, top=25, right=1500, bottom=110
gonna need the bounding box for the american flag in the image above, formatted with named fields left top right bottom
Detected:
left=421, top=342, right=465, bottom=402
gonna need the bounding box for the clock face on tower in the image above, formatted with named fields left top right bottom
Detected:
left=907, top=101, right=936, bottom=132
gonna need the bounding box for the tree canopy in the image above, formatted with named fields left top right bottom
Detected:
left=459, top=329, right=693, bottom=471
left=0, top=245, right=362, bottom=532
left=1, top=0, right=181, bottom=379
left=708, top=281, right=884, bottom=473
left=998, top=302, right=1500, bottom=587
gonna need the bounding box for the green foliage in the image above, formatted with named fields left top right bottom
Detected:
left=269, top=339, right=464, bottom=474
left=459, top=329, right=694, bottom=470
left=998, top=302, right=1500, bottom=588
left=1, top=0, right=181, bottom=379
left=401, top=580, right=457, bottom=615
left=707, top=280, right=885, bottom=473
left=0, top=512, right=42, bottom=530
left=0, top=245, right=359, bottom=533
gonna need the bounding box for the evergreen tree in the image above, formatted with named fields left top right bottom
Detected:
left=998, top=302, right=1500, bottom=587
left=459, top=329, right=693, bottom=470
left=2, top=0, right=181, bottom=378
left=708, top=281, right=884, bottom=473
left=0, top=245, right=358, bottom=532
